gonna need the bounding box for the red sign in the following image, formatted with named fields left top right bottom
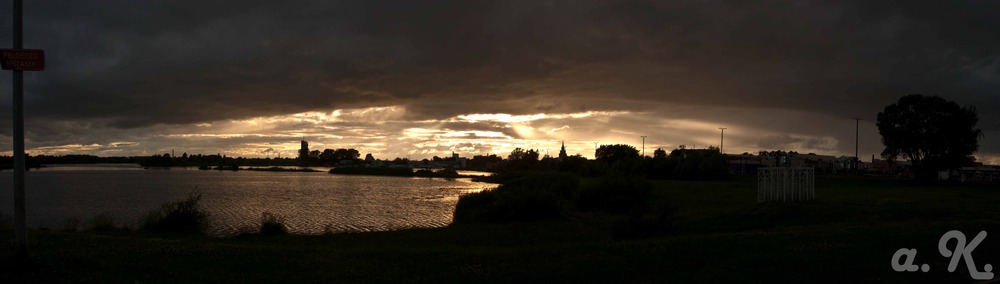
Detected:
left=1, top=49, right=45, bottom=71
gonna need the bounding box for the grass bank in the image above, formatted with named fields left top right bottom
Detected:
left=3, top=175, right=999, bottom=283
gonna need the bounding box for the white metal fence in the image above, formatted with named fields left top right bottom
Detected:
left=757, top=167, right=815, bottom=203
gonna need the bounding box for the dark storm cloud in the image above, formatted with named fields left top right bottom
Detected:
left=0, top=0, right=998, bottom=159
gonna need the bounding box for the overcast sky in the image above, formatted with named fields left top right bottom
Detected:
left=1, top=0, right=997, bottom=163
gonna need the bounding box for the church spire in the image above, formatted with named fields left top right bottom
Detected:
left=558, top=140, right=567, bottom=160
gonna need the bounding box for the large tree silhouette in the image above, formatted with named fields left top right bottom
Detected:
left=877, top=94, right=981, bottom=180
left=595, top=144, right=639, bottom=165
left=505, top=148, right=540, bottom=170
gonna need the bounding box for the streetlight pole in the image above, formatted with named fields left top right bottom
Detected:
left=853, top=118, right=861, bottom=174
left=718, top=128, right=727, bottom=154
left=640, top=136, right=646, bottom=157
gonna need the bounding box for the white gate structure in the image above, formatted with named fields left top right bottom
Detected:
left=757, top=167, right=815, bottom=203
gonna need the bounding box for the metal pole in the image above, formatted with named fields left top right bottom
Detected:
left=718, top=127, right=727, bottom=154
left=853, top=118, right=861, bottom=174
left=640, top=136, right=646, bottom=157
left=12, top=0, right=28, bottom=260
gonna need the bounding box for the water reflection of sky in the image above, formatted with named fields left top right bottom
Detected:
left=0, top=166, right=497, bottom=236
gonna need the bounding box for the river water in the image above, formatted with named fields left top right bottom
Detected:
left=0, top=165, right=496, bottom=236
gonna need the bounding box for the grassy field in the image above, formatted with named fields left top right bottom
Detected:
left=3, top=175, right=1000, bottom=283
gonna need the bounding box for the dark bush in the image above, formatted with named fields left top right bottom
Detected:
left=576, top=175, right=652, bottom=214
left=143, top=193, right=209, bottom=234
left=436, top=169, right=459, bottom=177
left=697, top=154, right=728, bottom=180
left=453, top=172, right=579, bottom=224
left=456, top=170, right=675, bottom=238
left=577, top=161, right=611, bottom=177
left=557, top=155, right=588, bottom=173
left=213, top=165, right=239, bottom=171
left=453, top=190, right=499, bottom=223
left=453, top=189, right=560, bottom=224
left=612, top=157, right=649, bottom=177
left=501, top=172, right=580, bottom=198
left=259, top=211, right=288, bottom=235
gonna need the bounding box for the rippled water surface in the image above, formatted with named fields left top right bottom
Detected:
left=0, top=165, right=496, bottom=236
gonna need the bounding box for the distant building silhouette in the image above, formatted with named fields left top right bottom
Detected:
left=558, top=141, right=567, bottom=161
left=298, top=140, right=309, bottom=161
left=725, top=151, right=880, bottom=175
left=453, top=152, right=469, bottom=168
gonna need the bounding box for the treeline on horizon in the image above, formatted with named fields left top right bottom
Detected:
left=140, top=153, right=300, bottom=167
left=0, top=144, right=726, bottom=180
left=0, top=153, right=302, bottom=169
left=492, top=144, right=727, bottom=181
left=0, top=154, right=139, bottom=169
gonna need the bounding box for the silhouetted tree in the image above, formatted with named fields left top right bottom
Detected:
left=653, top=148, right=667, bottom=159
left=507, top=148, right=539, bottom=162
left=877, top=94, right=981, bottom=180
left=540, top=156, right=560, bottom=170
left=319, top=149, right=336, bottom=162
left=595, top=144, right=639, bottom=165
left=333, top=148, right=361, bottom=161
left=392, top=157, right=410, bottom=165
left=505, top=148, right=540, bottom=171
left=140, top=154, right=175, bottom=167
left=557, top=155, right=588, bottom=173
left=695, top=148, right=728, bottom=180
left=640, top=146, right=727, bottom=180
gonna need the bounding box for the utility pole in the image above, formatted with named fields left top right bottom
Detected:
left=640, top=136, right=646, bottom=157
left=11, top=0, right=28, bottom=260
left=3, top=1, right=43, bottom=261
left=853, top=118, right=861, bottom=174
left=718, top=127, right=727, bottom=154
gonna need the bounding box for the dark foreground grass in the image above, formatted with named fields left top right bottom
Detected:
left=3, top=176, right=1000, bottom=283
